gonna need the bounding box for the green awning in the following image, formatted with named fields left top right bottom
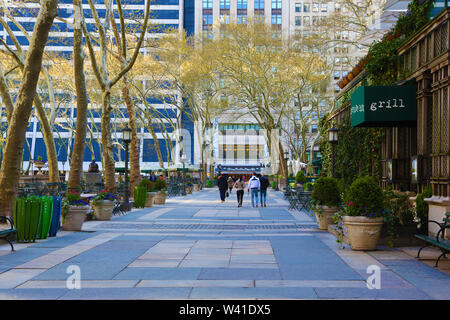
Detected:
left=351, top=86, right=417, bottom=127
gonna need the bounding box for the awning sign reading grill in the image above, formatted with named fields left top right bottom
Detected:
left=350, top=86, right=417, bottom=127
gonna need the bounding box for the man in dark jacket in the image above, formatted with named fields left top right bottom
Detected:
left=217, top=174, right=228, bottom=203
left=259, top=173, right=269, bottom=207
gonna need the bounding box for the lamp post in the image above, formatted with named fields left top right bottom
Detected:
left=122, top=127, right=132, bottom=211
left=328, top=127, right=338, bottom=178
left=180, top=152, right=186, bottom=196
left=284, top=151, right=289, bottom=191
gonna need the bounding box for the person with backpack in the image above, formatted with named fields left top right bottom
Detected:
left=234, top=177, right=245, bottom=207
left=259, top=173, right=269, bottom=207
left=247, top=172, right=260, bottom=208
left=227, top=176, right=234, bottom=194
left=217, top=174, right=228, bottom=203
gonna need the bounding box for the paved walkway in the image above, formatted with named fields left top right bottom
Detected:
left=0, top=188, right=449, bottom=300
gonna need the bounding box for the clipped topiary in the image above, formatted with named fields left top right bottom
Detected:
left=311, top=177, right=340, bottom=207
left=133, top=186, right=147, bottom=208
left=343, top=176, right=384, bottom=217
left=295, top=171, right=307, bottom=184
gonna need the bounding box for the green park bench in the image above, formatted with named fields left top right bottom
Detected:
left=0, top=216, right=16, bottom=251
left=415, top=212, right=449, bottom=267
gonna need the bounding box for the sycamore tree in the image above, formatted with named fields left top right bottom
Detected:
left=201, top=21, right=300, bottom=178
left=82, top=0, right=151, bottom=193
left=0, top=0, right=58, bottom=216
left=0, top=1, right=69, bottom=183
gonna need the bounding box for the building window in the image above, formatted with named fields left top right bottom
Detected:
left=255, top=14, right=264, bottom=23
left=312, top=2, right=319, bottom=12
left=295, top=2, right=302, bottom=12
left=220, top=0, right=230, bottom=10
left=303, top=16, right=310, bottom=26
left=202, top=0, right=212, bottom=9
left=333, top=71, right=340, bottom=80
left=312, top=16, right=318, bottom=26
left=272, top=0, right=282, bottom=9
left=220, top=14, right=230, bottom=24
left=202, top=14, right=213, bottom=30
left=303, top=2, right=310, bottom=12
left=335, top=3, right=340, bottom=12
left=237, top=14, right=247, bottom=24
left=237, top=0, right=247, bottom=10
left=254, top=0, right=264, bottom=10
left=321, top=3, right=327, bottom=12
left=295, top=16, right=301, bottom=26
left=271, top=14, right=281, bottom=25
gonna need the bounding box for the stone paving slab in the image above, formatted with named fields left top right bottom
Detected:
left=58, top=287, right=192, bottom=300
left=0, top=288, right=68, bottom=300
left=137, top=280, right=254, bottom=288
left=17, top=280, right=139, bottom=289
left=189, top=287, right=317, bottom=299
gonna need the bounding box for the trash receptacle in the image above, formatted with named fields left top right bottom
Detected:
left=49, top=195, right=61, bottom=237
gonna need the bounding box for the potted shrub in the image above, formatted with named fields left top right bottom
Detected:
left=34, top=156, right=46, bottom=175
left=193, top=178, right=200, bottom=191
left=62, top=190, right=91, bottom=231
left=340, top=176, right=385, bottom=251
left=90, top=190, right=116, bottom=221
left=205, top=180, right=212, bottom=188
left=381, top=189, right=418, bottom=247
left=295, top=170, right=307, bottom=189
left=310, top=177, right=341, bottom=230
left=138, top=178, right=156, bottom=207
left=186, top=182, right=193, bottom=194
left=133, top=185, right=147, bottom=208
left=153, top=179, right=168, bottom=205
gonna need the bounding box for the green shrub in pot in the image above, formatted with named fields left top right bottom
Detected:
left=310, top=177, right=340, bottom=229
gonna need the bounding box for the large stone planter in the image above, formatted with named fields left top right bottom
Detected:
left=63, top=205, right=90, bottom=231
left=314, top=206, right=338, bottom=230
left=91, top=200, right=114, bottom=221
left=193, top=184, right=200, bottom=192
left=145, top=192, right=156, bottom=207
left=154, top=191, right=167, bottom=205
left=343, top=216, right=384, bottom=251
left=186, top=186, right=193, bottom=194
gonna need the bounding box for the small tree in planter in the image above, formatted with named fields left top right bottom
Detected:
left=137, top=178, right=156, bottom=207
left=295, top=171, right=307, bottom=188
left=62, top=190, right=91, bottom=231
left=310, top=177, right=341, bottom=230
left=90, top=190, right=117, bottom=221
left=153, top=179, right=168, bottom=204
left=133, top=185, right=147, bottom=208
left=337, top=176, right=386, bottom=251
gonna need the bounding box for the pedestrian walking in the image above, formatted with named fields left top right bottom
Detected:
left=259, top=173, right=269, bottom=207
left=217, top=174, right=228, bottom=203
left=247, top=172, right=260, bottom=208
left=227, top=176, right=234, bottom=194
left=234, top=177, right=245, bottom=207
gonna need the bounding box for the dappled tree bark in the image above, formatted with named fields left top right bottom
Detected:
left=120, top=77, right=141, bottom=195
left=0, top=67, right=14, bottom=122
left=67, top=0, right=89, bottom=192
left=34, top=97, right=60, bottom=183
left=0, top=0, right=58, bottom=216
